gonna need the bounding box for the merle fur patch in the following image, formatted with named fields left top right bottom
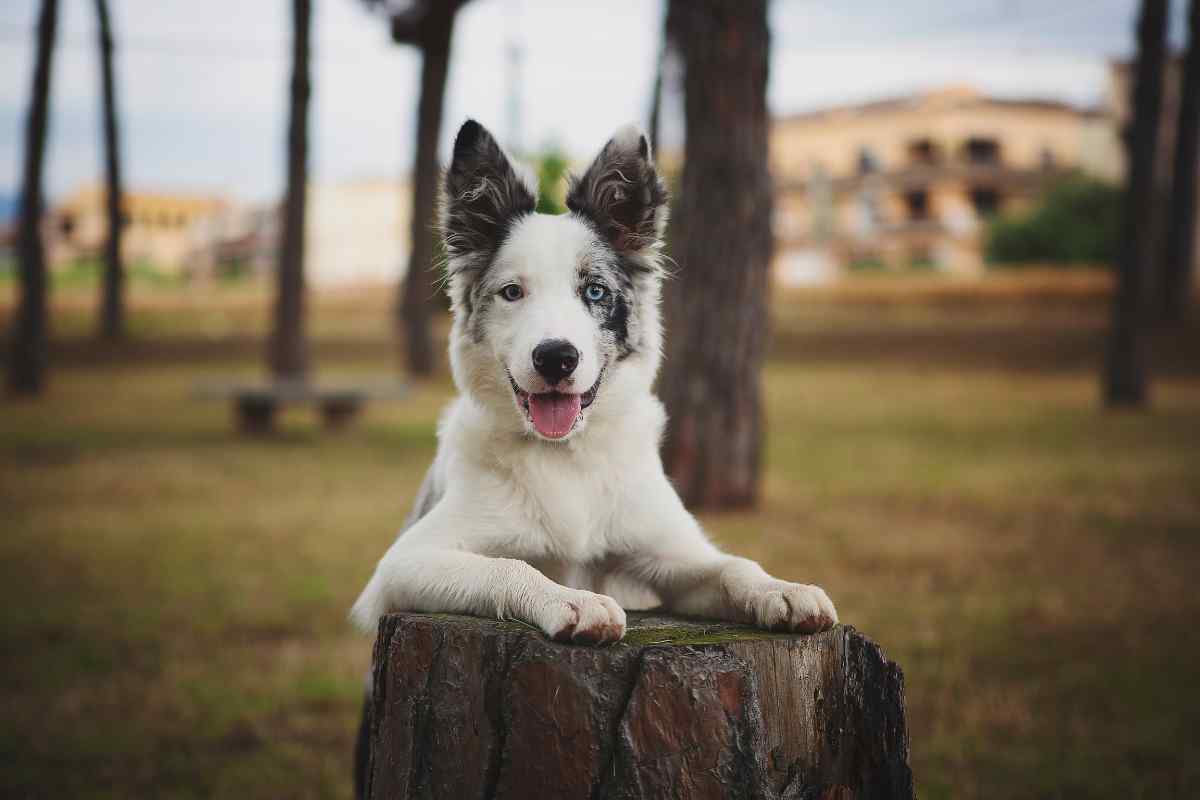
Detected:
left=579, top=251, right=639, bottom=360
left=443, top=119, right=536, bottom=287
left=566, top=127, right=668, bottom=259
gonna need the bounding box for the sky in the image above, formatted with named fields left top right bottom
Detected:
left=0, top=0, right=1192, bottom=204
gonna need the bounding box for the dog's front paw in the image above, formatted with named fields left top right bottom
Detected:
left=536, top=590, right=626, bottom=645
left=738, top=581, right=838, bottom=634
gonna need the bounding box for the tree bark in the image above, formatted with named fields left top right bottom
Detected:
left=1161, top=0, right=1200, bottom=322
left=659, top=0, right=773, bottom=508
left=365, top=612, right=913, bottom=800
left=8, top=0, right=58, bottom=396
left=94, top=0, right=124, bottom=341
left=269, top=0, right=311, bottom=381
left=1105, top=0, right=1167, bottom=407
left=397, top=1, right=458, bottom=377
left=647, top=42, right=664, bottom=158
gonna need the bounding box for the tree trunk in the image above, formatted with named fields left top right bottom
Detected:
left=1105, top=0, right=1167, bottom=407
left=398, top=2, right=458, bottom=377
left=364, top=612, right=913, bottom=800
left=94, top=0, right=124, bottom=341
left=269, top=0, right=311, bottom=381
left=647, top=42, right=664, bottom=157
left=1161, top=0, right=1200, bottom=322
left=8, top=0, right=59, bottom=396
left=659, top=0, right=773, bottom=508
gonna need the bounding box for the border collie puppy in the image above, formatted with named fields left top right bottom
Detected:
left=350, top=120, right=837, bottom=644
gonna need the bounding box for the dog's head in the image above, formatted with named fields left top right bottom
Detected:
left=441, top=120, right=668, bottom=442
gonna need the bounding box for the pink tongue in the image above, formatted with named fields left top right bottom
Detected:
left=528, top=392, right=583, bottom=439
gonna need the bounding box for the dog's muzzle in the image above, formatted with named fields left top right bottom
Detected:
left=509, top=369, right=602, bottom=439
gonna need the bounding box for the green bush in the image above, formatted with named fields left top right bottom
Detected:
left=39, top=258, right=186, bottom=289
left=986, top=173, right=1120, bottom=266
left=848, top=256, right=886, bottom=272
left=534, top=149, right=569, bottom=215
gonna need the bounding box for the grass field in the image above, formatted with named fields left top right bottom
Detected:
left=2, top=278, right=1199, bottom=798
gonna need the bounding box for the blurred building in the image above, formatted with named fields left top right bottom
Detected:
left=770, top=86, right=1121, bottom=281
left=183, top=203, right=277, bottom=281
left=49, top=184, right=229, bottom=273
left=304, top=178, right=412, bottom=287
left=48, top=178, right=414, bottom=287
left=188, top=177, right=414, bottom=286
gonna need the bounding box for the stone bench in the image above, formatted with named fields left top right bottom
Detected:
left=195, top=380, right=407, bottom=433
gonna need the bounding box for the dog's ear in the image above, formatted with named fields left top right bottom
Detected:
left=566, top=125, right=668, bottom=257
left=443, top=119, right=536, bottom=268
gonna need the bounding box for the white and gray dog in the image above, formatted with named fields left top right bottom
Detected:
left=351, top=119, right=837, bottom=645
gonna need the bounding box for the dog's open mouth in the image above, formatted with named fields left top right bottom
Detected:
left=509, top=370, right=602, bottom=439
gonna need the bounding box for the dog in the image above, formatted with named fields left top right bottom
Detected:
left=350, top=119, right=837, bottom=645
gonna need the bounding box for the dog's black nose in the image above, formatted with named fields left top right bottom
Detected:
left=532, top=339, right=579, bottom=384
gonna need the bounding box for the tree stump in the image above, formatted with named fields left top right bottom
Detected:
left=364, top=612, right=913, bottom=799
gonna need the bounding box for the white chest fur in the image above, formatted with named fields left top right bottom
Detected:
left=440, top=393, right=665, bottom=568
left=489, top=435, right=624, bottom=564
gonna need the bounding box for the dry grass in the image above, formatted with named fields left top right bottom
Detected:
left=1, top=276, right=1199, bottom=798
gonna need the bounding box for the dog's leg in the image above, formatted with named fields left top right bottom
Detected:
left=352, top=501, right=626, bottom=643
left=353, top=548, right=625, bottom=643
left=642, top=552, right=837, bottom=634
left=619, top=477, right=838, bottom=633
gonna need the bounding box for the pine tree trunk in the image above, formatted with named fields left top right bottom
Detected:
left=1161, top=0, right=1200, bottom=322
left=363, top=613, right=913, bottom=800
left=8, top=0, right=58, bottom=396
left=95, top=0, right=124, bottom=341
left=269, top=0, right=311, bottom=381
left=1105, top=0, right=1167, bottom=407
left=397, top=2, right=458, bottom=377
left=647, top=42, right=664, bottom=157
left=659, top=0, right=773, bottom=508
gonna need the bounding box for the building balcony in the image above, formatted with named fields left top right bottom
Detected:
left=778, top=163, right=1072, bottom=196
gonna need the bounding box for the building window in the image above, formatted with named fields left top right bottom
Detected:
left=963, top=137, right=1001, bottom=165
left=969, top=187, right=1002, bottom=218
left=857, top=146, right=881, bottom=175
left=904, top=189, right=930, bottom=221
left=908, top=138, right=940, bottom=165
left=1040, top=147, right=1056, bottom=170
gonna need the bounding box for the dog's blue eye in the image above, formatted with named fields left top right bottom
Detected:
left=500, top=284, right=524, bottom=302
left=584, top=284, right=607, bottom=302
